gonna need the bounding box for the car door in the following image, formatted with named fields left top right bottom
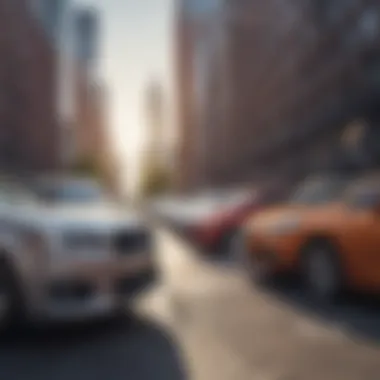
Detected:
left=343, top=183, right=380, bottom=289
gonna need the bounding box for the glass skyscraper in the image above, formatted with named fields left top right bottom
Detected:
left=73, top=8, right=99, bottom=71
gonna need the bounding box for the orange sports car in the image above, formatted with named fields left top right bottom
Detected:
left=240, top=174, right=380, bottom=301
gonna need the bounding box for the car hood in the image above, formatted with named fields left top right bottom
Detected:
left=247, top=203, right=344, bottom=230
left=248, top=204, right=299, bottom=224
left=11, top=202, right=145, bottom=232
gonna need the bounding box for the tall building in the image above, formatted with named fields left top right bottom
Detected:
left=71, top=6, right=101, bottom=165
left=175, top=0, right=224, bottom=191
left=72, top=65, right=118, bottom=192
left=0, top=0, right=61, bottom=174
left=71, top=7, right=117, bottom=192
left=176, top=0, right=380, bottom=192
left=225, top=0, right=380, bottom=185
left=73, top=65, right=106, bottom=162
left=73, top=7, right=99, bottom=72
left=30, top=0, right=68, bottom=43
left=28, top=0, right=73, bottom=168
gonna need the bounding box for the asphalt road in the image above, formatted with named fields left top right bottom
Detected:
left=1, top=227, right=380, bottom=380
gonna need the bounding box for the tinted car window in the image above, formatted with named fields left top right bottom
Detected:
left=0, top=184, right=36, bottom=204
left=34, top=180, right=104, bottom=203
left=345, top=184, right=380, bottom=209
left=290, top=179, right=347, bottom=206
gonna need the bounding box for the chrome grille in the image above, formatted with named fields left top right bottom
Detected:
left=62, top=232, right=106, bottom=251
left=113, top=229, right=150, bottom=255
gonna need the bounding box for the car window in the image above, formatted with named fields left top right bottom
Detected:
left=344, top=184, right=380, bottom=209
left=34, top=180, right=105, bottom=203
left=0, top=184, right=36, bottom=205
left=290, top=179, right=347, bottom=206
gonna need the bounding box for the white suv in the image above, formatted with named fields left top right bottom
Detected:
left=0, top=177, right=156, bottom=327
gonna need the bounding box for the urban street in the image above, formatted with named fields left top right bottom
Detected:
left=3, top=1, right=380, bottom=379
left=1, top=224, right=380, bottom=380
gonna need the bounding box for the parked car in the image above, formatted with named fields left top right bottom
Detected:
left=158, top=190, right=232, bottom=237
left=0, top=177, right=156, bottom=328
left=190, top=189, right=267, bottom=255
left=239, top=174, right=370, bottom=301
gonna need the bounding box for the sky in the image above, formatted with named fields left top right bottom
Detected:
left=75, top=0, right=174, bottom=193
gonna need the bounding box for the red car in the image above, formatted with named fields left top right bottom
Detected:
left=190, top=189, right=266, bottom=255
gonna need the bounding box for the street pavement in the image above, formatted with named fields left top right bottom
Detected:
left=1, top=227, right=380, bottom=380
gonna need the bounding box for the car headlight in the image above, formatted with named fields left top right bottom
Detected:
left=20, top=230, right=50, bottom=272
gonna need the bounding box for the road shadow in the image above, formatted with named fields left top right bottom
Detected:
left=0, top=313, right=189, bottom=380
left=264, top=276, right=380, bottom=344
left=196, top=242, right=380, bottom=345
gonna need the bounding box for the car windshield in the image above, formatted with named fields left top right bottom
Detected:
left=34, top=179, right=105, bottom=203
left=0, top=183, right=37, bottom=205
left=290, top=178, right=347, bottom=206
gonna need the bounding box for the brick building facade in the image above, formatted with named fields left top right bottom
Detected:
left=176, top=0, right=380, bottom=192
left=175, top=0, right=227, bottom=191
left=0, top=0, right=60, bottom=174
left=174, top=0, right=197, bottom=191
left=225, top=0, right=380, bottom=184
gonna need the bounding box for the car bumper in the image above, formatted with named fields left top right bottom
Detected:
left=34, top=255, right=157, bottom=322
left=41, top=295, right=120, bottom=322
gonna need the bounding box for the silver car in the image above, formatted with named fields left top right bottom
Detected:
left=0, top=177, right=156, bottom=327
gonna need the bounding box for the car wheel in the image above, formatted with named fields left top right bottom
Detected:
left=301, top=241, right=343, bottom=302
left=0, top=261, right=25, bottom=331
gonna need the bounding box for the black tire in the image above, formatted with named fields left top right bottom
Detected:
left=0, top=259, right=26, bottom=331
left=300, top=240, right=343, bottom=303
